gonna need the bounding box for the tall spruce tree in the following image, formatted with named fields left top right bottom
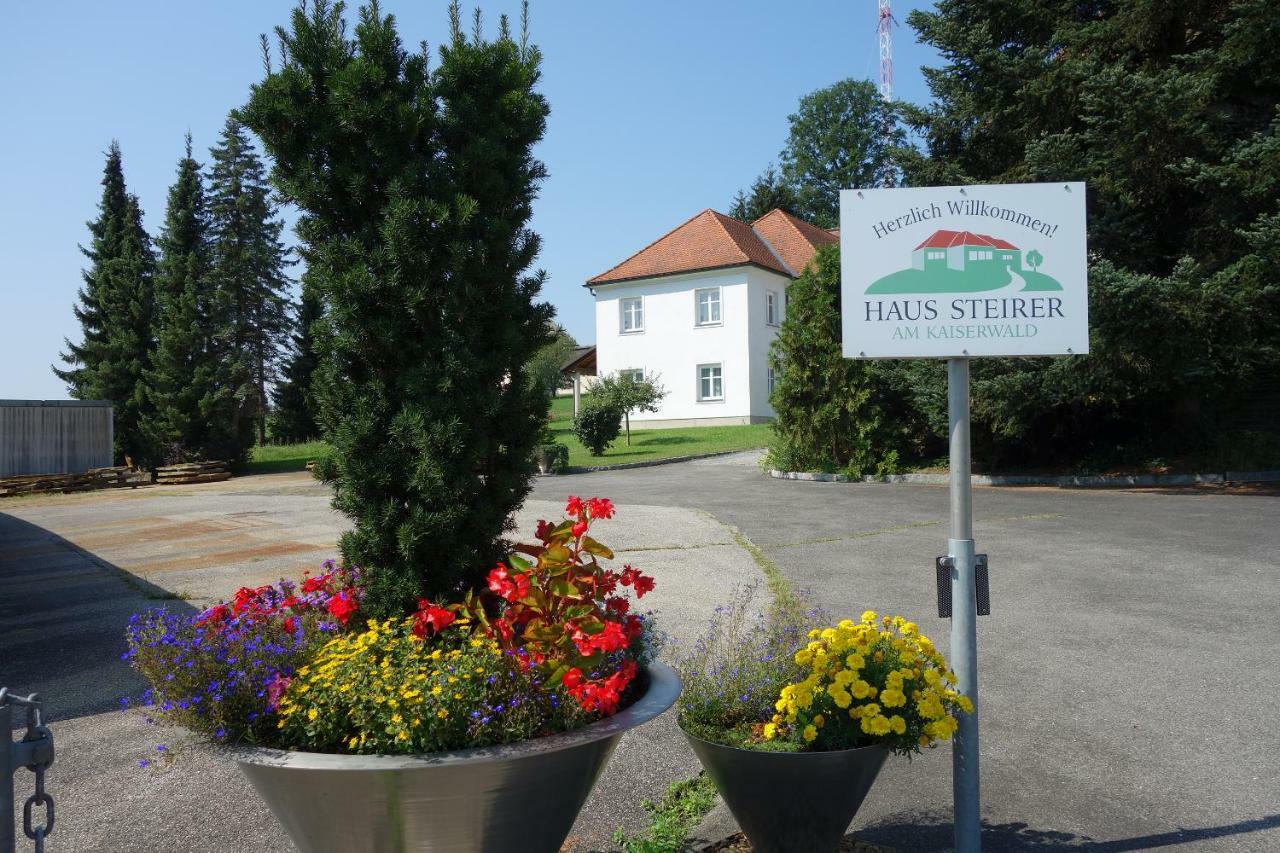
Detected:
left=243, top=0, right=555, bottom=613
left=269, top=283, right=322, bottom=443
left=54, top=142, right=158, bottom=466
left=146, top=134, right=223, bottom=462
left=900, top=0, right=1280, bottom=464
left=207, top=116, right=293, bottom=450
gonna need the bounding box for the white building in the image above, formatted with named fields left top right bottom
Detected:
left=586, top=208, right=836, bottom=427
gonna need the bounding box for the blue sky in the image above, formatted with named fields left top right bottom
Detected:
left=1, top=1, right=941, bottom=400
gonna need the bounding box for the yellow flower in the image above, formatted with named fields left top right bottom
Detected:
left=802, top=725, right=818, bottom=743
left=880, top=689, right=906, bottom=709
left=957, top=695, right=975, bottom=714
left=845, top=653, right=865, bottom=671
left=888, top=715, right=906, bottom=735
left=763, top=722, right=778, bottom=740
left=307, top=708, right=318, bottom=721
left=813, top=714, right=826, bottom=728
left=860, top=610, right=877, bottom=624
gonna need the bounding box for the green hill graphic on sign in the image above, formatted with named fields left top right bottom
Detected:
left=867, top=230, right=1062, bottom=294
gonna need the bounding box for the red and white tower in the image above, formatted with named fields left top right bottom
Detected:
left=877, top=0, right=895, bottom=101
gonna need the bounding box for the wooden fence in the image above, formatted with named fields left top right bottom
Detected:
left=0, top=400, right=113, bottom=477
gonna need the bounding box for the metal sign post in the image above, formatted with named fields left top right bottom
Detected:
left=947, top=358, right=980, bottom=852
left=839, top=182, right=1089, bottom=853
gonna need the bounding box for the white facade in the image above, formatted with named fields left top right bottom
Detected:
left=592, top=265, right=791, bottom=427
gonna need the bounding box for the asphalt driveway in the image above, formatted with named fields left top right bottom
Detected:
left=531, top=452, right=1280, bottom=852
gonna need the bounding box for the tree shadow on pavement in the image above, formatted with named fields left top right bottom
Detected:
left=856, top=810, right=1280, bottom=851
left=0, top=511, right=197, bottom=723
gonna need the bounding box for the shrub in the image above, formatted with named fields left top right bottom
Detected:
left=765, top=611, right=972, bottom=755
left=674, top=585, right=824, bottom=748
left=243, top=3, right=555, bottom=614
left=573, top=401, right=623, bottom=456
left=536, top=443, right=569, bottom=473
left=592, top=372, right=667, bottom=445
left=276, top=620, right=591, bottom=755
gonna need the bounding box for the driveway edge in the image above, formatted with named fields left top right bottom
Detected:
left=769, top=468, right=1280, bottom=487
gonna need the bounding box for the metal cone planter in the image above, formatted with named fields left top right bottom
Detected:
left=233, top=662, right=680, bottom=853
left=683, top=728, right=888, bottom=853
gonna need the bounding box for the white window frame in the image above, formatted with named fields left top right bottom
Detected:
left=766, top=291, right=780, bottom=326
left=694, top=287, right=722, bottom=327
left=767, top=366, right=777, bottom=395
left=697, top=363, right=724, bottom=402
left=619, top=368, right=645, bottom=383
left=619, top=296, right=644, bottom=334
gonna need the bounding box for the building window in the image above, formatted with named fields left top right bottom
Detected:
left=766, top=291, right=779, bottom=326
left=697, top=363, right=723, bottom=401
left=620, top=368, right=644, bottom=383
left=967, top=249, right=993, bottom=261
left=927, top=250, right=945, bottom=260
left=767, top=366, right=777, bottom=395
left=695, top=287, right=722, bottom=326
left=620, top=297, right=643, bottom=333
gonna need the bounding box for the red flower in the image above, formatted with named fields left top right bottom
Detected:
left=326, top=590, right=359, bottom=625
left=619, top=565, right=655, bottom=598
left=411, top=599, right=456, bottom=637
left=196, top=604, right=230, bottom=628
left=283, top=616, right=298, bottom=633
left=571, top=519, right=589, bottom=539
left=300, top=574, right=327, bottom=594
left=565, top=495, right=584, bottom=517
left=587, top=497, right=615, bottom=520
left=487, top=564, right=531, bottom=603
left=624, top=614, right=645, bottom=640
left=491, top=616, right=515, bottom=643
left=598, top=570, right=619, bottom=595
left=562, top=667, right=585, bottom=690
left=535, top=519, right=554, bottom=542
left=605, top=596, right=629, bottom=615
left=591, top=620, right=629, bottom=654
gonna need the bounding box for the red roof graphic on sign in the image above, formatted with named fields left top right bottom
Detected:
left=914, top=230, right=1019, bottom=251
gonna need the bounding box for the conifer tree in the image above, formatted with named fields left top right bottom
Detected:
left=146, top=134, right=222, bottom=462
left=207, top=116, right=293, bottom=449
left=767, top=245, right=889, bottom=475
left=54, top=142, right=158, bottom=465
left=243, top=0, right=555, bottom=612
left=269, top=284, right=322, bottom=443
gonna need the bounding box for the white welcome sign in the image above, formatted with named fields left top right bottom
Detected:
left=840, top=182, right=1088, bottom=358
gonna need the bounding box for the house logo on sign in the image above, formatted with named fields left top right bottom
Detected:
left=867, top=230, right=1061, bottom=294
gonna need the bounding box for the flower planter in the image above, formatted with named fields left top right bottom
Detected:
left=233, top=662, right=680, bottom=853
left=682, top=727, right=888, bottom=853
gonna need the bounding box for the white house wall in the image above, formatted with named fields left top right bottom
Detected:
left=593, top=268, right=758, bottom=426
left=745, top=267, right=793, bottom=420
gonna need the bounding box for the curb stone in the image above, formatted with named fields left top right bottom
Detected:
left=769, top=468, right=1280, bottom=488
left=540, top=448, right=766, bottom=475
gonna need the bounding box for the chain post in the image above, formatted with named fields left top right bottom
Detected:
left=2, top=689, right=55, bottom=853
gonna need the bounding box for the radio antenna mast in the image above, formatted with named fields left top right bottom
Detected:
left=878, top=0, right=895, bottom=101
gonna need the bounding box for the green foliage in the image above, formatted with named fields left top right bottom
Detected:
left=207, top=116, right=294, bottom=451
left=526, top=324, right=577, bottom=402
left=767, top=245, right=895, bottom=476
left=728, top=163, right=799, bottom=223
left=732, top=80, right=907, bottom=228
left=54, top=142, right=159, bottom=466
left=611, top=774, right=718, bottom=853
left=535, top=442, right=568, bottom=473
left=573, top=400, right=623, bottom=457
left=145, top=135, right=224, bottom=464
left=899, top=0, right=1280, bottom=466
left=243, top=1, right=554, bottom=613
left=270, top=285, right=323, bottom=444
left=591, top=371, right=667, bottom=445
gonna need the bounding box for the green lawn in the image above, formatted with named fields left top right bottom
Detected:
left=549, top=393, right=770, bottom=468
left=246, top=440, right=330, bottom=474
left=245, top=396, right=769, bottom=475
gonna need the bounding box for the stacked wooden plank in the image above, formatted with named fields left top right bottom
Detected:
left=154, top=460, right=231, bottom=485
left=0, top=465, right=148, bottom=498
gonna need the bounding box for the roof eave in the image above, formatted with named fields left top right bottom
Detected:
left=584, top=261, right=792, bottom=289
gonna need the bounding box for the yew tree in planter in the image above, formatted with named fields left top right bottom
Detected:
left=242, top=0, right=555, bottom=614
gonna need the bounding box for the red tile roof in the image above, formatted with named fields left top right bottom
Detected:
left=914, top=230, right=1019, bottom=251
left=749, top=209, right=839, bottom=277
left=587, top=208, right=832, bottom=286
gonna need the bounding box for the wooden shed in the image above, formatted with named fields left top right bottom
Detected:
left=0, top=400, right=114, bottom=476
